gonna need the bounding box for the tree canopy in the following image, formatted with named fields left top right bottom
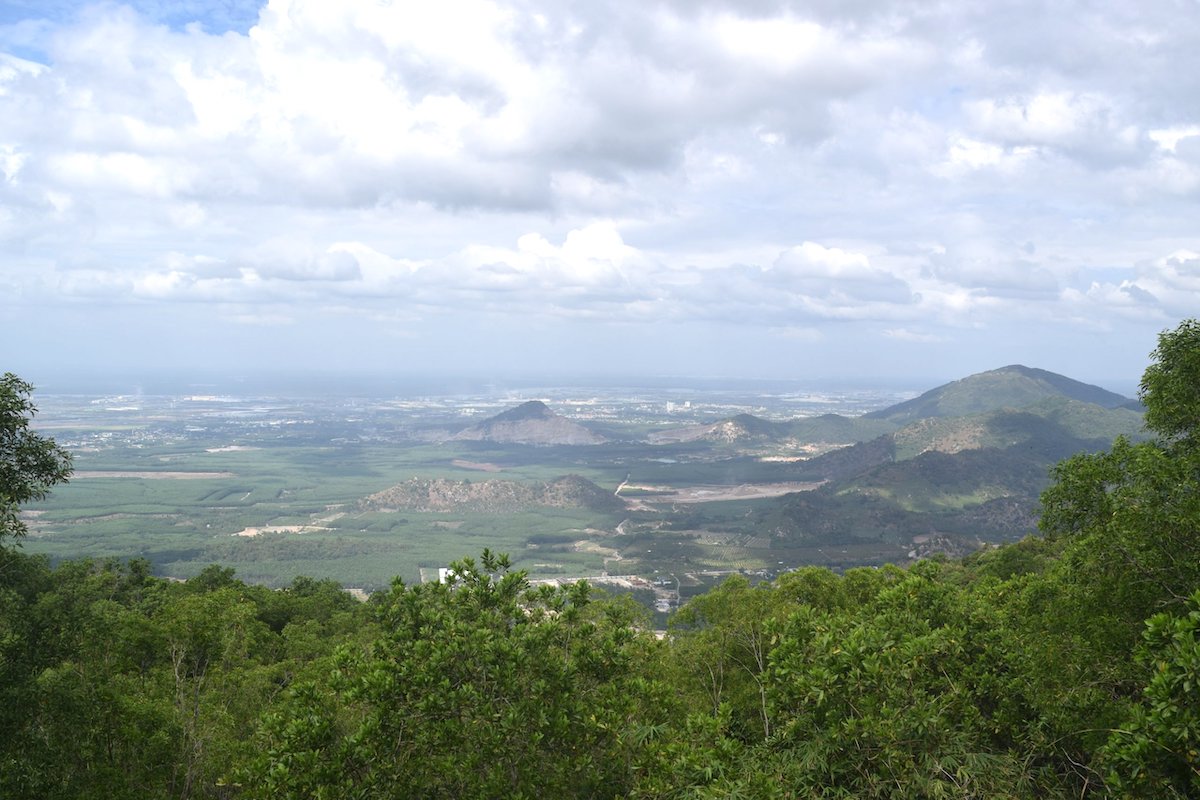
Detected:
left=1, top=373, right=72, bottom=545
left=1140, top=318, right=1200, bottom=449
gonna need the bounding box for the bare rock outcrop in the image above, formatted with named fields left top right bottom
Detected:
left=362, top=474, right=622, bottom=513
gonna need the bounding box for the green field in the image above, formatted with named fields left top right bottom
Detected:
left=24, top=435, right=643, bottom=587
left=14, top=417, right=1039, bottom=590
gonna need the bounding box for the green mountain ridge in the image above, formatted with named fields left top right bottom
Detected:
left=890, top=397, right=1147, bottom=459
left=764, top=399, right=1142, bottom=549
left=865, top=364, right=1131, bottom=424
left=649, top=366, right=1132, bottom=453
left=749, top=368, right=1147, bottom=552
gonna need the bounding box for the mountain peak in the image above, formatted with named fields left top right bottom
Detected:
left=865, top=366, right=1130, bottom=424
left=452, top=400, right=606, bottom=445
left=488, top=400, right=554, bottom=423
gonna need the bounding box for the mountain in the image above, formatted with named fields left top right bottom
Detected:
left=788, top=435, right=897, bottom=482
left=452, top=400, right=607, bottom=445
left=890, top=398, right=1147, bottom=459
left=865, top=365, right=1130, bottom=425
left=764, top=405, right=1139, bottom=551
left=756, top=369, right=1147, bottom=556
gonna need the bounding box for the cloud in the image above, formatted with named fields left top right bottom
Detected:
left=2, top=0, right=1199, bottom=381
left=925, top=248, right=1061, bottom=300
left=1060, top=250, right=1200, bottom=321
left=0, top=0, right=942, bottom=215
left=1149, top=126, right=1200, bottom=153
left=770, top=242, right=915, bottom=305
left=1131, top=250, right=1200, bottom=313
left=884, top=328, right=943, bottom=343
left=236, top=240, right=363, bottom=282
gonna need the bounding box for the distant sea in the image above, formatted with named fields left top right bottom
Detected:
left=27, top=369, right=928, bottom=401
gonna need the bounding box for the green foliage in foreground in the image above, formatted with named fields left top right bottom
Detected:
left=1, top=372, right=72, bottom=544
left=6, top=533, right=1196, bottom=798
left=247, top=549, right=665, bottom=799
left=0, top=552, right=364, bottom=799
left=1, top=318, right=1197, bottom=797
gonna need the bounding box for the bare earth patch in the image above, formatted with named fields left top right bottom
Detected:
left=233, top=525, right=319, bottom=538
left=634, top=481, right=824, bottom=504
left=73, top=471, right=235, bottom=479
left=573, top=539, right=625, bottom=571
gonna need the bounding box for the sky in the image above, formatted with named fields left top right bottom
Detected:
left=1, top=0, right=1198, bottom=390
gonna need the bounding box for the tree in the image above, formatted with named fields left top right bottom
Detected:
left=1036, top=319, right=1200, bottom=792
left=1041, top=319, right=1200, bottom=619
left=246, top=550, right=665, bottom=798
left=1140, top=318, right=1200, bottom=451
left=1, top=373, right=72, bottom=545
left=1104, top=590, right=1200, bottom=798
left=763, top=563, right=1035, bottom=799
left=669, top=575, right=781, bottom=741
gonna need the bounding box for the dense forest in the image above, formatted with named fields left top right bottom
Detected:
left=1, top=320, right=1198, bottom=799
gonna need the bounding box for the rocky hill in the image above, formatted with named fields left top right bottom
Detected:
left=362, top=474, right=622, bottom=513
left=452, top=400, right=606, bottom=445
left=650, top=412, right=894, bottom=447
left=649, top=413, right=778, bottom=444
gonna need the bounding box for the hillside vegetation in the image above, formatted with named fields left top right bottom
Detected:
left=890, top=398, right=1146, bottom=459
left=864, top=364, right=1131, bottom=423
left=740, top=386, right=1150, bottom=553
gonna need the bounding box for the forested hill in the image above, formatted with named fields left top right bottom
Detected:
left=864, top=364, right=1131, bottom=424
left=751, top=399, right=1147, bottom=551
left=1, top=321, right=1198, bottom=798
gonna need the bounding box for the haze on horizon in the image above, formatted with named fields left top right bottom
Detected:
left=2, top=0, right=1197, bottom=389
